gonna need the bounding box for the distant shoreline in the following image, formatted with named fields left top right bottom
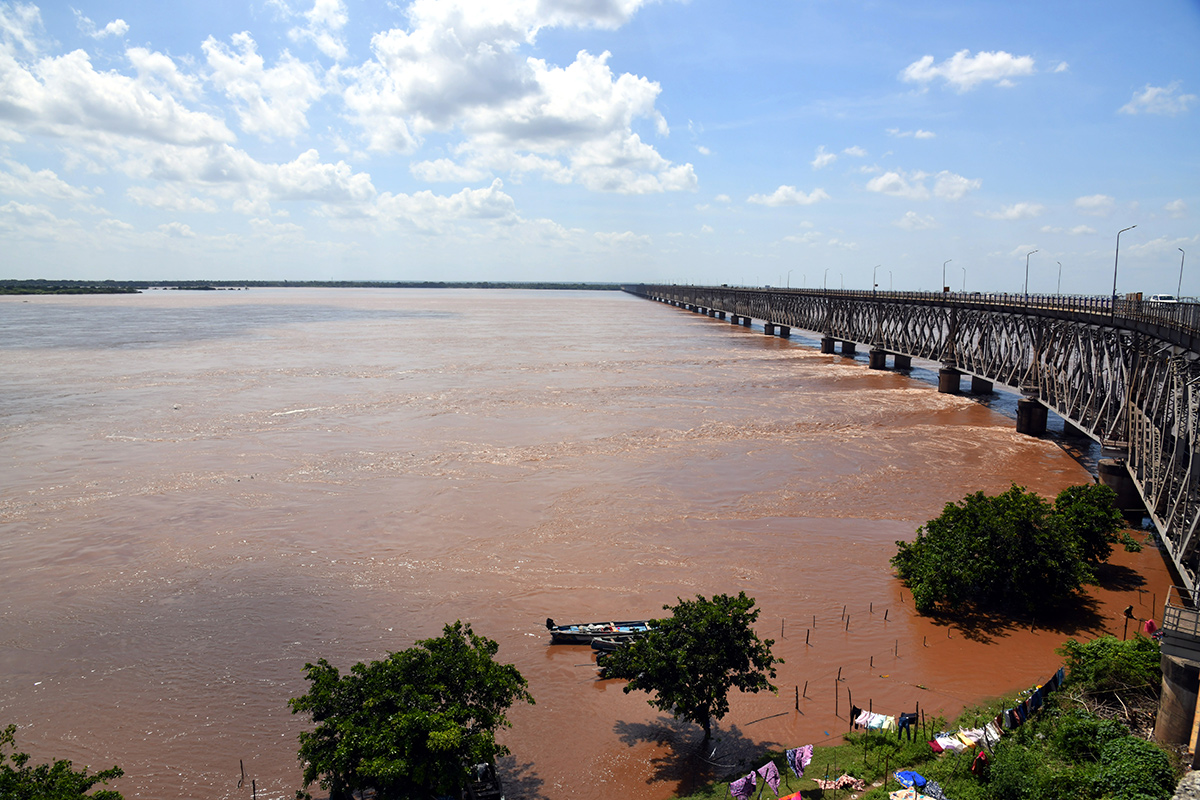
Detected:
left=1, top=280, right=625, bottom=295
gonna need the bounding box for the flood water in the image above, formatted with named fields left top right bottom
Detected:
left=0, top=289, right=1172, bottom=799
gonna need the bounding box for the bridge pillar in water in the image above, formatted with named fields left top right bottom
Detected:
left=970, top=377, right=993, bottom=394
left=1098, top=458, right=1142, bottom=509
left=729, top=315, right=740, bottom=325
left=868, top=348, right=888, bottom=370
left=841, top=341, right=857, bottom=356
left=715, top=310, right=725, bottom=319
left=764, top=323, right=776, bottom=336
left=742, top=316, right=752, bottom=327
left=820, top=337, right=835, bottom=353
left=777, top=326, right=790, bottom=338
left=893, top=354, right=912, bottom=369
left=1155, top=655, right=1200, bottom=746
left=937, top=367, right=961, bottom=394
left=1016, top=398, right=1048, bottom=435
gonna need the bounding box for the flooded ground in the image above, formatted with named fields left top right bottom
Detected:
left=0, top=288, right=1172, bottom=799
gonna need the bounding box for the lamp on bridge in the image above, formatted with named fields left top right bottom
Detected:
left=873, top=264, right=881, bottom=296
left=1180, top=248, right=1187, bottom=299
left=942, top=259, right=951, bottom=293
left=1111, top=225, right=1137, bottom=314
left=1024, top=250, right=1038, bottom=298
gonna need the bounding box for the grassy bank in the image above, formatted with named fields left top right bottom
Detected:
left=674, top=636, right=1180, bottom=800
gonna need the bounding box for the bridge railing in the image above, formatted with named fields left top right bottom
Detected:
left=635, top=285, right=1200, bottom=345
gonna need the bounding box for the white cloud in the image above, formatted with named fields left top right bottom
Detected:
left=901, top=49, right=1035, bottom=91
left=1041, top=224, right=1095, bottom=235
left=886, top=128, right=935, bottom=139
left=842, top=146, right=866, bottom=157
left=783, top=230, right=821, bottom=244
left=714, top=194, right=731, bottom=203
left=409, top=158, right=491, bottom=182
left=1075, top=194, right=1114, bottom=215
left=336, top=2, right=691, bottom=194
left=158, top=221, right=196, bottom=237
left=895, top=211, right=937, bottom=230
left=127, top=47, right=203, bottom=100
left=811, top=145, right=836, bottom=169
left=0, top=160, right=95, bottom=199
left=202, top=33, right=324, bottom=140
left=72, top=10, right=128, bottom=40
left=1, top=2, right=43, bottom=56
left=595, top=230, right=650, bottom=246
left=696, top=144, right=710, bottom=155
left=0, top=46, right=234, bottom=146
left=127, top=184, right=219, bottom=213
left=979, top=202, right=1043, bottom=220
left=933, top=171, right=980, bottom=200
left=1165, top=199, right=1188, bottom=219
left=372, top=178, right=519, bottom=232
left=280, top=0, right=348, bottom=61
left=1053, top=62, right=1069, bottom=73
left=1119, top=81, right=1197, bottom=116
left=866, top=170, right=929, bottom=199
left=747, top=185, right=831, bottom=206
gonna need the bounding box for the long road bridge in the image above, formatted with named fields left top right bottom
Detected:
left=624, top=283, right=1200, bottom=592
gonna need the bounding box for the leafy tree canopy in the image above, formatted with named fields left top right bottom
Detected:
left=0, top=725, right=123, bottom=800
left=289, top=621, right=534, bottom=800
left=892, top=483, right=1135, bottom=616
left=600, top=591, right=780, bottom=741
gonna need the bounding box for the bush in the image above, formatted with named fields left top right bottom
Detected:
left=1096, top=736, right=1175, bottom=800
left=1057, top=635, right=1161, bottom=695
left=892, top=483, right=1133, bottom=616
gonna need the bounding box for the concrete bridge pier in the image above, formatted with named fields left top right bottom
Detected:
left=841, top=341, right=857, bottom=355
left=820, top=337, right=835, bottom=353
left=1156, top=655, right=1200, bottom=746
left=869, top=348, right=888, bottom=369
left=778, top=326, right=790, bottom=338
left=729, top=315, right=740, bottom=325
left=764, top=323, right=776, bottom=336
left=1098, top=458, right=1142, bottom=509
left=1016, top=397, right=1048, bottom=435
left=893, top=354, right=912, bottom=370
left=970, top=377, right=993, bottom=394
left=937, top=366, right=961, bottom=394
left=742, top=316, right=751, bottom=327
left=715, top=310, right=725, bottom=319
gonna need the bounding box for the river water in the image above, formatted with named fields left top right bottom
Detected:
left=0, top=289, right=1172, bottom=799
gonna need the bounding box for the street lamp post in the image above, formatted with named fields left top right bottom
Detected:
left=1111, top=225, right=1137, bottom=313
left=1024, top=250, right=1038, bottom=298
left=889, top=271, right=893, bottom=291
left=824, top=268, right=829, bottom=291
left=942, top=260, right=951, bottom=293
left=787, top=269, right=793, bottom=288
left=1179, top=249, right=1186, bottom=298
left=961, top=266, right=966, bottom=293
left=872, top=264, right=881, bottom=296
left=1057, top=262, right=1062, bottom=295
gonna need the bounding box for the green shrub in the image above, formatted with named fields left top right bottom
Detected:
left=1096, top=736, right=1175, bottom=800
left=1057, top=635, right=1161, bottom=694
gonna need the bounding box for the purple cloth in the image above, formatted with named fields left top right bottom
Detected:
left=730, top=772, right=757, bottom=800
left=756, top=761, right=781, bottom=795
left=785, top=745, right=814, bottom=779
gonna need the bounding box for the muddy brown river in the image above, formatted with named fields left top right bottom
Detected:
left=0, top=289, right=1172, bottom=799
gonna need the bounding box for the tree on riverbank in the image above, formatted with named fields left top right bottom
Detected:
left=892, top=483, right=1137, bottom=616
left=289, top=621, right=533, bottom=800
left=0, top=725, right=123, bottom=799
left=600, top=592, right=780, bottom=741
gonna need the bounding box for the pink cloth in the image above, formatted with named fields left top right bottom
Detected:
left=756, top=761, right=781, bottom=795
left=730, top=771, right=757, bottom=800
left=1144, top=618, right=1158, bottom=634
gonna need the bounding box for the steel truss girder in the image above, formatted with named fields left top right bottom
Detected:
left=633, top=286, right=1200, bottom=590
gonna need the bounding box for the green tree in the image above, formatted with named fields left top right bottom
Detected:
left=0, top=725, right=123, bottom=800
left=289, top=621, right=534, bottom=800
left=600, top=592, right=780, bottom=741
left=892, top=483, right=1138, bottom=616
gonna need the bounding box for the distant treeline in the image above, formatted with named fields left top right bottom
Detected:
left=1, top=279, right=624, bottom=295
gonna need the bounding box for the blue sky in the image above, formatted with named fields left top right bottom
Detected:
left=0, top=0, right=1196, bottom=292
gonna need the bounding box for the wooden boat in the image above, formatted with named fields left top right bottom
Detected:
left=545, top=617, right=651, bottom=645
left=590, top=635, right=635, bottom=653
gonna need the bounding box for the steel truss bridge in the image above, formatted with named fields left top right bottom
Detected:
left=626, top=283, right=1200, bottom=590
